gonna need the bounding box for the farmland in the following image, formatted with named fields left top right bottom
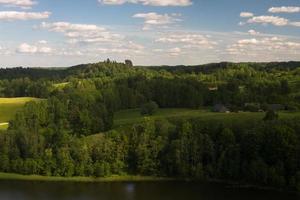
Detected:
left=0, top=97, right=42, bottom=129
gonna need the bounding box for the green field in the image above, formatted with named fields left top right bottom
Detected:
left=53, top=82, right=70, bottom=89
left=0, top=97, right=42, bottom=128
left=114, top=108, right=300, bottom=129
left=0, top=123, right=8, bottom=130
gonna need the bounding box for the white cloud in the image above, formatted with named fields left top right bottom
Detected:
left=38, top=40, right=48, bottom=44
left=40, top=22, right=123, bottom=44
left=93, top=40, right=145, bottom=55
left=167, top=47, right=181, bottom=56
left=16, top=43, right=52, bottom=54
left=39, top=21, right=146, bottom=59
left=0, top=45, right=11, bottom=55
left=153, top=47, right=182, bottom=56
left=269, top=6, right=300, bottom=13
left=247, top=15, right=289, bottom=26
left=290, top=21, right=300, bottom=27
left=99, top=0, right=192, bottom=6
left=0, top=11, right=51, bottom=21
left=246, top=15, right=300, bottom=27
left=240, top=12, right=254, bottom=18
left=38, top=46, right=52, bottom=53
left=0, top=0, right=36, bottom=9
left=227, top=36, right=300, bottom=60
left=156, top=33, right=217, bottom=49
left=248, top=29, right=260, bottom=36
left=133, top=12, right=181, bottom=30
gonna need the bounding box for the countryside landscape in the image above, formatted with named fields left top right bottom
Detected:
left=1, top=0, right=300, bottom=199
left=0, top=61, right=300, bottom=199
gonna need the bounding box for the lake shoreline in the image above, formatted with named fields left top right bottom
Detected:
left=0, top=173, right=174, bottom=183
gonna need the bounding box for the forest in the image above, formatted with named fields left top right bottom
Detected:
left=0, top=60, right=300, bottom=191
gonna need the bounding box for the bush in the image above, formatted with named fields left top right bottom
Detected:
left=244, top=103, right=260, bottom=112
left=140, top=101, right=159, bottom=116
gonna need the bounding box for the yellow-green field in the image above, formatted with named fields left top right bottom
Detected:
left=0, top=123, right=9, bottom=130
left=0, top=97, right=42, bottom=129
left=53, top=82, right=70, bottom=89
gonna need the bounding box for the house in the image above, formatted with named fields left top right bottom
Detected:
left=213, top=104, right=230, bottom=113
left=267, top=104, right=285, bottom=111
left=208, top=86, right=218, bottom=91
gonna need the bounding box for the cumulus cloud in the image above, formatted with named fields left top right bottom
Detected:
left=227, top=36, right=300, bottom=61
left=289, top=22, right=300, bottom=27
left=39, top=21, right=145, bottom=58
left=99, top=0, right=192, bottom=6
left=0, top=45, right=11, bottom=55
left=240, top=12, right=254, bottom=18
left=156, top=33, right=217, bottom=49
left=133, top=12, right=181, bottom=30
left=38, top=40, right=48, bottom=44
left=247, top=15, right=289, bottom=26
left=0, top=11, right=51, bottom=21
left=246, top=15, right=300, bottom=27
left=16, top=43, right=53, bottom=54
left=269, top=6, right=300, bottom=13
left=0, top=0, right=36, bottom=9
left=248, top=29, right=260, bottom=36
left=40, top=22, right=123, bottom=44
left=153, top=47, right=182, bottom=56
left=93, top=40, right=145, bottom=55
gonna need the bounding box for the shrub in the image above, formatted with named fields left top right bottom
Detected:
left=140, top=101, right=159, bottom=116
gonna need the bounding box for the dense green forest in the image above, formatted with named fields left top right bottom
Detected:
left=0, top=60, right=300, bottom=191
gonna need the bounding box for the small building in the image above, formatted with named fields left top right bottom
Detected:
left=213, top=104, right=230, bottom=113
left=267, top=104, right=285, bottom=111
left=208, top=86, right=218, bottom=91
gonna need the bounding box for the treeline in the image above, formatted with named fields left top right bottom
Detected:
left=1, top=113, right=300, bottom=190
left=1, top=61, right=299, bottom=109
left=0, top=60, right=136, bottom=80
left=0, top=67, right=67, bottom=80
left=149, top=61, right=300, bottom=74
left=0, top=78, right=52, bottom=98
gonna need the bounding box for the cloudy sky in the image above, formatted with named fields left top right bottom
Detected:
left=0, top=0, right=300, bottom=67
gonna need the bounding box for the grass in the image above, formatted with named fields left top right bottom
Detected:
left=0, top=123, right=9, bottom=131
left=53, top=82, right=70, bottom=89
left=0, top=97, right=42, bottom=127
left=0, top=173, right=171, bottom=183
left=114, top=108, right=300, bottom=129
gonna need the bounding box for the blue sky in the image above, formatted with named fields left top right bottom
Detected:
left=0, top=0, right=300, bottom=67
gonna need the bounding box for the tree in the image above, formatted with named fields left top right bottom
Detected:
left=280, top=79, right=290, bottom=95
left=125, top=60, right=133, bottom=67
left=263, top=110, right=278, bottom=121
left=140, top=101, right=159, bottom=116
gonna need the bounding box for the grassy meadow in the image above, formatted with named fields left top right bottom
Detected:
left=0, top=97, right=42, bottom=129
left=113, top=108, right=300, bottom=129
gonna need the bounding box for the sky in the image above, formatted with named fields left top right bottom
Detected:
left=0, top=0, right=300, bottom=67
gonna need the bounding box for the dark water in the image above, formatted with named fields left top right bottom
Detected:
left=0, top=180, right=298, bottom=200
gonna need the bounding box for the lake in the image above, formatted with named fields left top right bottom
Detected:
left=0, top=180, right=298, bottom=200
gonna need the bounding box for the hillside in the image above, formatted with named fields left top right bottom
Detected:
left=0, top=61, right=300, bottom=191
left=1, top=61, right=300, bottom=80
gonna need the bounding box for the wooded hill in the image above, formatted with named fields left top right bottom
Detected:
left=0, top=60, right=300, bottom=191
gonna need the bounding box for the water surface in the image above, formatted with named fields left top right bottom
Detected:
left=0, top=180, right=298, bottom=200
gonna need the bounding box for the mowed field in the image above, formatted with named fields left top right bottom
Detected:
left=0, top=97, right=42, bottom=130
left=113, top=108, right=300, bottom=129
